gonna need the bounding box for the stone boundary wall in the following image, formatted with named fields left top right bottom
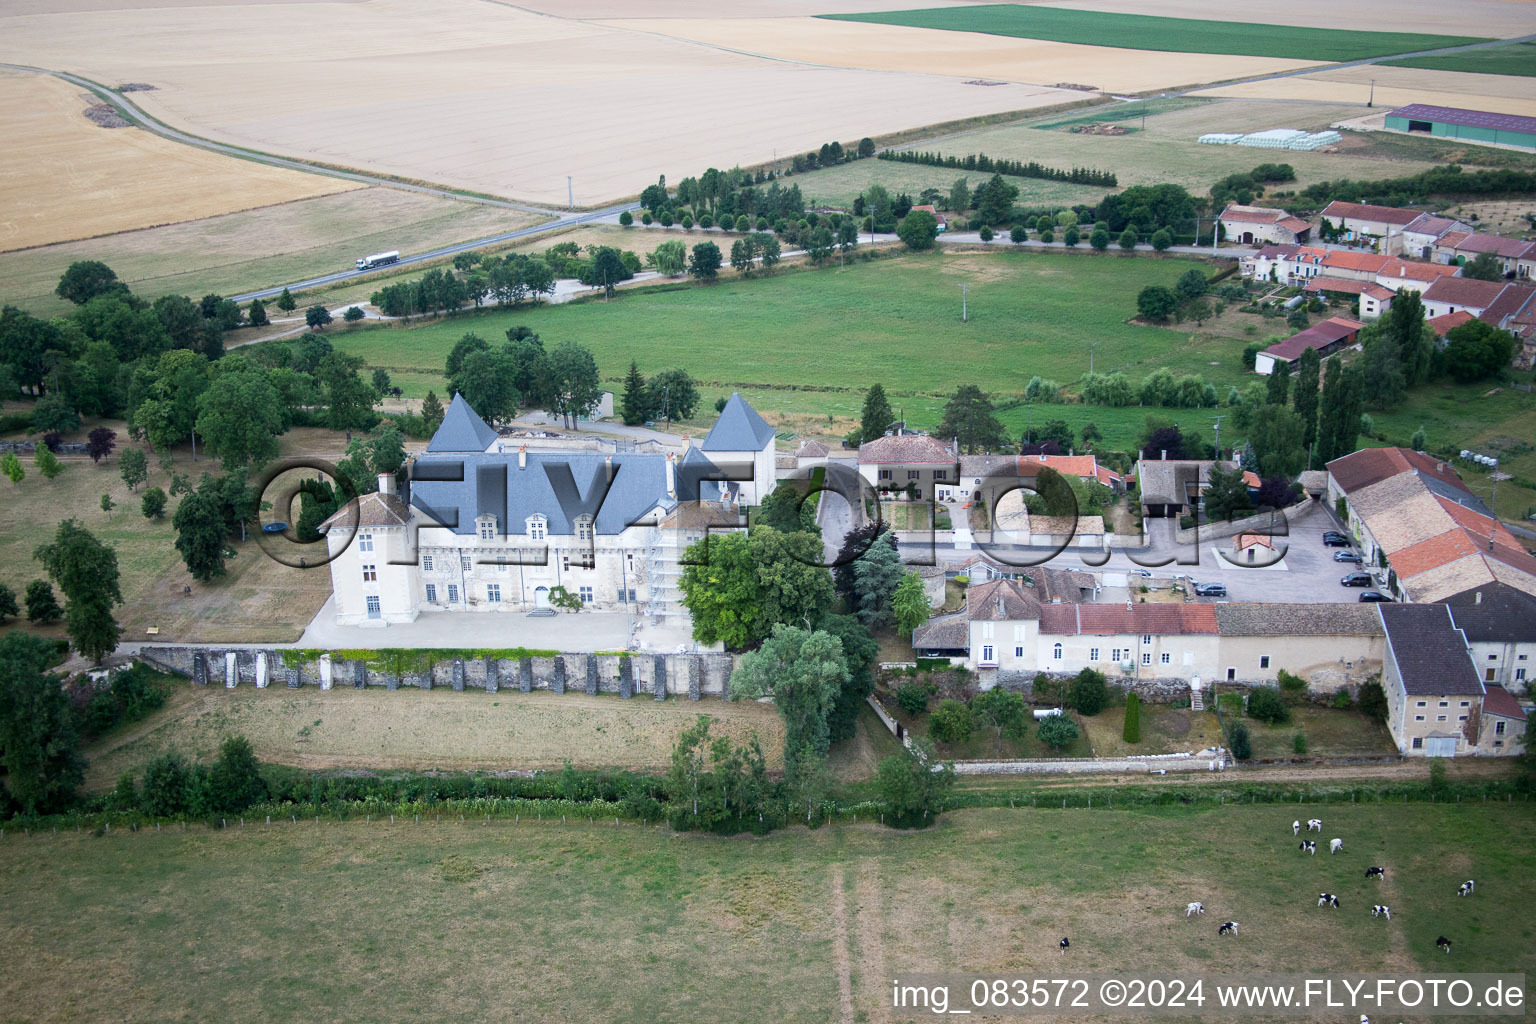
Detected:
left=0, top=440, right=91, bottom=455
left=135, top=646, right=735, bottom=700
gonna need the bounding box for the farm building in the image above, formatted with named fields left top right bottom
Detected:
left=1385, top=103, right=1536, bottom=151
left=1219, top=204, right=1311, bottom=245
left=909, top=204, right=947, bottom=232
left=1254, top=317, right=1363, bottom=375
left=1320, top=201, right=1422, bottom=253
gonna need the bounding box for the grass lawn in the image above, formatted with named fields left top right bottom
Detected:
left=819, top=6, right=1487, bottom=61
left=3, top=803, right=1532, bottom=1021
left=1382, top=40, right=1536, bottom=77
left=77, top=687, right=787, bottom=791
left=1241, top=704, right=1401, bottom=760
left=1079, top=704, right=1224, bottom=758
left=784, top=156, right=1109, bottom=210
left=320, top=249, right=1247, bottom=443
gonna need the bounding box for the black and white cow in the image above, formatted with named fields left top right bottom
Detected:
left=1330, top=838, right=1344, bottom=855
left=1218, top=921, right=1238, bottom=936
left=1299, top=840, right=1316, bottom=855
left=1059, top=937, right=1070, bottom=956
left=1317, top=893, right=1340, bottom=908
left=1436, top=936, right=1453, bottom=954
left=1307, top=818, right=1323, bottom=832
left=1458, top=880, right=1475, bottom=896
left=1365, top=867, right=1385, bottom=880
left=1371, top=905, right=1391, bottom=920
left=1292, top=820, right=1301, bottom=836
left=1186, top=902, right=1205, bottom=917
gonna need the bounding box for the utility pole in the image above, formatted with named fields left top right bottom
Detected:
left=567, top=176, right=573, bottom=211
left=1089, top=341, right=1095, bottom=375
left=961, top=284, right=968, bottom=322
left=1212, top=415, right=1224, bottom=460
left=1367, top=79, right=1375, bottom=108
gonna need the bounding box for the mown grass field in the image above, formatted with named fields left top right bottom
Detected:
left=324, top=249, right=1251, bottom=445
left=819, top=6, right=1487, bottom=60
left=787, top=157, right=1110, bottom=211
left=1382, top=40, right=1536, bottom=78
left=2, top=803, right=1531, bottom=1022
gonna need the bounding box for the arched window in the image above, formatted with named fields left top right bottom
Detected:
left=1052, top=643, right=1063, bottom=660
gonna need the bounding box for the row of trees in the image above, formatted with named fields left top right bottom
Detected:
left=877, top=149, right=1117, bottom=187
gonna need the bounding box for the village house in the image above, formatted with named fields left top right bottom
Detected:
left=1254, top=317, right=1363, bottom=375
left=1243, top=243, right=1326, bottom=285
left=1446, top=584, right=1536, bottom=693
left=1432, top=230, right=1536, bottom=276
left=1402, top=212, right=1474, bottom=260
left=1421, top=276, right=1532, bottom=320
left=319, top=392, right=761, bottom=629
left=1220, top=204, right=1311, bottom=246
left=1320, top=201, right=1423, bottom=253
left=909, top=204, right=947, bottom=232
left=1380, top=603, right=1489, bottom=757
left=1135, top=457, right=1256, bottom=518
left=1019, top=453, right=1125, bottom=492
left=1477, top=685, right=1529, bottom=755
left=857, top=431, right=956, bottom=500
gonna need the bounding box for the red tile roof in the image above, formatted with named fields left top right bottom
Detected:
left=1262, top=317, right=1363, bottom=362
left=1363, top=284, right=1396, bottom=301
left=1437, top=231, right=1535, bottom=260
left=1321, top=250, right=1389, bottom=273
left=1321, top=201, right=1422, bottom=227
left=858, top=433, right=954, bottom=465
left=1428, top=310, right=1474, bottom=336
left=1039, top=603, right=1219, bottom=636
left=1376, top=260, right=1461, bottom=283
left=1221, top=204, right=1288, bottom=225
left=1422, top=276, right=1513, bottom=310
left=1019, top=454, right=1121, bottom=485
left=1327, top=447, right=1471, bottom=495
left=1482, top=685, right=1526, bottom=720
left=1306, top=277, right=1369, bottom=295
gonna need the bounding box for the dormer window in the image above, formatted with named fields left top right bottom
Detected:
left=576, top=515, right=593, bottom=541
left=527, top=515, right=547, bottom=541
left=476, top=514, right=497, bottom=541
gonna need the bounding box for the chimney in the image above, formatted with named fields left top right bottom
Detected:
left=666, top=451, right=676, bottom=499
left=605, top=453, right=614, bottom=482
left=517, top=444, right=527, bottom=470
left=1161, top=449, right=1168, bottom=461
left=1437, top=460, right=1446, bottom=472
left=1475, top=590, right=1483, bottom=605
left=377, top=472, right=396, bottom=496
left=996, top=595, right=1005, bottom=616
left=684, top=434, right=693, bottom=448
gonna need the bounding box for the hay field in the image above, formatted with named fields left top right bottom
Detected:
left=1, top=805, right=1531, bottom=1022
left=0, top=0, right=1068, bottom=207
left=601, top=16, right=1320, bottom=94
left=1195, top=65, right=1536, bottom=118
left=0, top=188, right=549, bottom=316
left=1040, top=0, right=1533, bottom=36
left=81, top=687, right=788, bottom=787
left=0, top=70, right=359, bottom=252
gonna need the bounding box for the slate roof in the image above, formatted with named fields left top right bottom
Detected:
left=966, top=578, right=1043, bottom=622
left=1321, top=201, right=1422, bottom=227
left=702, top=392, right=775, bottom=452
left=409, top=451, right=667, bottom=536
left=1213, top=603, right=1383, bottom=636
left=427, top=393, right=500, bottom=453
left=912, top=613, right=970, bottom=651
left=1481, top=685, right=1527, bottom=720
left=1379, top=603, right=1483, bottom=696
left=859, top=433, right=955, bottom=465
left=1039, top=603, right=1219, bottom=636
left=1136, top=459, right=1237, bottom=506
left=1445, top=584, right=1536, bottom=643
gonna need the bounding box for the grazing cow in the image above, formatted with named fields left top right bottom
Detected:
left=1059, top=937, right=1070, bottom=956
left=1218, top=921, right=1238, bottom=936
left=1317, top=893, right=1340, bottom=908
left=1186, top=902, right=1205, bottom=917
left=1457, top=880, right=1475, bottom=896
left=1330, top=838, right=1344, bottom=855
left=1299, top=840, right=1316, bottom=855
left=1307, top=819, right=1322, bottom=832
left=1372, top=905, right=1391, bottom=920
left=1365, top=867, right=1385, bottom=880
left=1436, top=936, right=1453, bottom=954
left=1292, top=820, right=1301, bottom=836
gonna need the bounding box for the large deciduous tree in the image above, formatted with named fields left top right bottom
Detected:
left=196, top=366, right=284, bottom=471
left=55, top=260, right=127, bottom=305
left=34, top=519, right=122, bottom=663
left=0, top=632, right=85, bottom=813
left=730, top=623, right=849, bottom=775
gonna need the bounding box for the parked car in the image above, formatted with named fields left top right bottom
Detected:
left=1340, top=572, right=1374, bottom=587
left=1194, top=582, right=1227, bottom=597
left=1322, top=532, right=1351, bottom=547
left=1333, top=550, right=1363, bottom=563
left=1358, top=591, right=1395, bottom=603
left=1129, top=569, right=1153, bottom=578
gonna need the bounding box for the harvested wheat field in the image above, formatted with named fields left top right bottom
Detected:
left=1196, top=65, right=1536, bottom=118
left=81, top=686, right=787, bottom=787
left=602, top=16, right=1322, bottom=94
left=0, top=0, right=1065, bottom=207
left=0, top=70, right=360, bottom=252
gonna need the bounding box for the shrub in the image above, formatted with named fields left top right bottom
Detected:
left=979, top=225, right=994, bottom=242
left=618, top=211, right=633, bottom=227
left=1293, top=732, right=1308, bottom=754
left=1332, top=689, right=1353, bottom=710
left=342, top=306, right=365, bottom=322
left=1227, top=722, right=1252, bottom=760
left=207, top=734, right=268, bottom=813
left=1429, top=757, right=1448, bottom=793
left=680, top=214, right=694, bottom=230
left=1070, top=668, right=1107, bottom=715
left=1123, top=691, right=1141, bottom=743
left=896, top=681, right=930, bottom=716
left=1277, top=669, right=1307, bottom=695
left=1037, top=714, right=1079, bottom=750
left=1356, top=681, right=1387, bottom=720
left=641, top=211, right=653, bottom=225
left=140, top=486, right=167, bottom=519
left=1246, top=686, right=1290, bottom=725
left=139, top=753, right=193, bottom=817
left=929, top=699, right=975, bottom=743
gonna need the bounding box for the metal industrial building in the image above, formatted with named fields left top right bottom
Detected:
left=1384, top=103, right=1536, bottom=151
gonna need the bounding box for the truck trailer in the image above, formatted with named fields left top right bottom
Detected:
left=355, top=250, right=401, bottom=271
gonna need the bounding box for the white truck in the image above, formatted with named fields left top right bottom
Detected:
left=355, top=250, right=400, bottom=271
